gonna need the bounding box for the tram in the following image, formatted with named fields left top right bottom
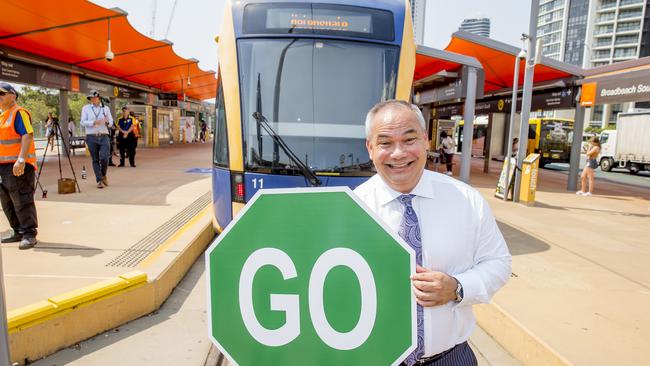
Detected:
left=212, top=0, right=416, bottom=230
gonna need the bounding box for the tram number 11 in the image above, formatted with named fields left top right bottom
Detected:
left=251, top=178, right=264, bottom=189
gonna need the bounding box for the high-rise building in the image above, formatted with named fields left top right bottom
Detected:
left=459, top=18, right=491, bottom=37
left=537, top=0, right=649, bottom=127
left=410, top=0, right=427, bottom=44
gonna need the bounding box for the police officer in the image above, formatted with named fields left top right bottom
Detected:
left=117, top=106, right=137, bottom=167
left=0, top=82, right=38, bottom=250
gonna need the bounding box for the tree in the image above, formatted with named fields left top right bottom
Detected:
left=19, top=86, right=58, bottom=138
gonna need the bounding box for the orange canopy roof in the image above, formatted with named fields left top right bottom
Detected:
left=443, top=31, right=583, bottom=93
left=0, top=0, right=216, bottom=100
left=414, top=46, right=482, bottom=83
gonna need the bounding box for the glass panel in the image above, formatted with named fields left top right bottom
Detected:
left=238, top=39, right=398, bottom=174
left=213, top=81, right=229, bottom=167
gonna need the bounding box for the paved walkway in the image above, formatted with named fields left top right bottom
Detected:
left=452, top=158, right=650, bottom=366
left=1, top=143, right=213, bottom=310
left=7, top=146, right=648, bottom=365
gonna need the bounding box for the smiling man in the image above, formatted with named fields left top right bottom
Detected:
left=354, top=100, right=511, bottom=366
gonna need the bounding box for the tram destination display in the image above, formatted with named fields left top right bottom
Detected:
left=243, top=4, right=394, bottom=41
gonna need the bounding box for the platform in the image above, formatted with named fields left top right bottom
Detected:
left=1, top=143, right=215, bottom=364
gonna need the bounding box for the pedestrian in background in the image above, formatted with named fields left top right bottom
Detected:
left=130, top=111, right=140, bottom=163
left=108, top=116, right=117, bottom=167
left=439, top=131, right=456, bottom=176
left=511, top=137, right=519, bottom=157
left=45, top=112, right=57, bottom=151
left=67, top=117, right=75, bottom=138
left=0, top=82, right=38, bottom=250
left=577, top=136, right=601, bottom=196
left=116, top=107, right=137, bottom=167
left=355, top=100, right=511, bottom=366
left=200, top=121, right=207, bottom=143
left=80, top=90, right=113, bottom=188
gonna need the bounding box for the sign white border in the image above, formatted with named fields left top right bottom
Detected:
left=205, top=186, right=417, bottom=366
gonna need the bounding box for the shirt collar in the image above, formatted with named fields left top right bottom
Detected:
left=374, top=171, right=435, bottom=206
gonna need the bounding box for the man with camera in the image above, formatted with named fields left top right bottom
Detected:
left=0, top=82, right=38, bottom=250
left=80, top=90, right=113, bottom=188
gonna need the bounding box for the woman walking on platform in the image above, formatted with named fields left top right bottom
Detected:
left=577, top=136, right=601, bottom=196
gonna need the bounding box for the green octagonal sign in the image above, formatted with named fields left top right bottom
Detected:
left=206, top=187, right=415, bottom=365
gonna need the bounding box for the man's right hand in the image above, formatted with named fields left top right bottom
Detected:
left=94, top=118, right=105, bottom=126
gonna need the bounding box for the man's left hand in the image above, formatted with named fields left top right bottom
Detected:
left=410, top=265, right=457, bottom=307
left=12, top=160, right=25, bottom=176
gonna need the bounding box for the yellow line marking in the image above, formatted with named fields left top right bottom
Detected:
left=7, top=270, right=147, bottom=333
left=137, top=205, right=211, bottom=268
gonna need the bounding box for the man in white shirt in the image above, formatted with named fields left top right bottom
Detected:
left=354, top=100, right=511, bottom=366
left=80, top=90, right=113, bottom=188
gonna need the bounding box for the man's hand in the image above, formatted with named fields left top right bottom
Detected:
left=94, top=118, right=106, bottom=126
left=12, top=160, right=25, bottom=176
left=410, top=265, right=458, bottom=307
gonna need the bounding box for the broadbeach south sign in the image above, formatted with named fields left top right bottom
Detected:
left=581, top=68, right=650, bottom=106
left=206, top=187, right=416, bottom=366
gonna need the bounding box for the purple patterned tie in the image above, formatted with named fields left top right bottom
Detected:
left=398, top=194, right=425, bottom=365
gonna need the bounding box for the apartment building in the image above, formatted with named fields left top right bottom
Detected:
left=410, top=0, right=427, bottom=44
left=459, top=18, right=491, bottom=37
left=537, top=0, right=649, bottom=127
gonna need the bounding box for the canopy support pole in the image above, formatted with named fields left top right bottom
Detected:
left=460, top=66, right=478, bottom=183
left=568, top=102, right=585, bottom=191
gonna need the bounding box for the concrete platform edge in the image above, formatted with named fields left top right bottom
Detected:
left=6, top=215, right=215, bottom=365
left=474, top=302, right=574, bottom=366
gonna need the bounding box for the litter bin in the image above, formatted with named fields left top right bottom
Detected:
left=519, top=153, right=540, bottom=206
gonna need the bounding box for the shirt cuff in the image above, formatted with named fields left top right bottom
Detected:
left=452, top=270, right=489, bottom=307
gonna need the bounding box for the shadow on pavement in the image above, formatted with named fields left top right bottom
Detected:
left=497, top=221, right=550, bottom=257
left=533, top=201, right=650, bottom=218
left=32, top=242, right=104, bottom=258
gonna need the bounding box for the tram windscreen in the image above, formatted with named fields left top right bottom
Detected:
left=238, top=38, right=399, bottom=175
left=243, top=3, right=394, bottom=41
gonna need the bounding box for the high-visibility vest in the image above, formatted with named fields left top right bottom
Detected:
left=0, top=105, right=37, bottom=169
left=133, top=119, right=141, bottom=138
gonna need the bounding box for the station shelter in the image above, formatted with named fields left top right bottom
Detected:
left=0, top=0, right=217, bottom=151
left=413, top=31, right=584, bottom=187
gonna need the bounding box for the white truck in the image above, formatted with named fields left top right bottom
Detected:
left=599, top=111, right=650, bottom=174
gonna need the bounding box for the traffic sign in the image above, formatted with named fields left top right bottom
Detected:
left=206, top=187, right=415, bottom=366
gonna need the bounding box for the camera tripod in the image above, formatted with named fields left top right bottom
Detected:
left=34, top=121, right=81, bottom=197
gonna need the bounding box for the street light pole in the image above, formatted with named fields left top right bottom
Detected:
left=514, top=0, right=540, bottom=202
left=503, top=41, right=527, bottom=201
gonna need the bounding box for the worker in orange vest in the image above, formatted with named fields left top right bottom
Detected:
left=0, top=82, right=38, bottom=250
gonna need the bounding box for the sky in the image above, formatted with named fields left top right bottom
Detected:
left=91, top=0, right=533, bottom=73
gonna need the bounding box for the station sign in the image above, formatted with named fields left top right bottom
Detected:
left=417, top=66, right=485, bottom=104
left=431, top=88, right=575, bottom=118
left=36, top=68, right=70, bottom=90
left=113, top=86, right=146, bottom=100
left=1, top=59, right=72, bottom=90
left=79, top=78, right=113, bottom=96
left=206, top=188, right=416, bottom=366
left=158, top=92, right=179, bottom=100
left=0, top=59, right=37, bottom=84
left=580, top=68, right=650, bottom=106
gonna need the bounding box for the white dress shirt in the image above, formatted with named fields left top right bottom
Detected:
left=354, top=170, right=511, bottom=356
left=80, top=103, right=113, bottom=135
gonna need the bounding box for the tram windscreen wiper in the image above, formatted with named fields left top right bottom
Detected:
left=251, top=111, right=322, bottom=186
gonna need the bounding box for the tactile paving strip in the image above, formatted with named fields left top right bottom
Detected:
left=105, top=192, right=211, bottom=267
